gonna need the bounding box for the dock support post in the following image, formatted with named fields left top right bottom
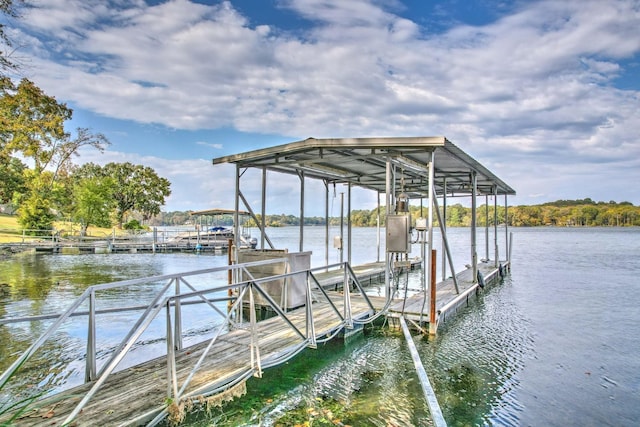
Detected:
left=85, top=290, right=96, bottom=382
left=299, top=171, right=304, bottom=253
left=261, top=167, right=267, bottom=250
left=347, top=183, right=352, bottom=265
left=427, top=152, right=434, bottom=320
left=399, top=317, right=447, bottom=427
left=494, top=185, right=499, bottom=267
left=485, top=194, right=489, bottom=261
left=505, top=194, right=510, bottom=260
left=249, top=286, right=262, bottom=377
left=429, top=249, right=437, bottom=336
left=441, top=178, right=447, bottom=281
left=339, top=192, right=344, bottom=265
left=174, top=278, right=183, bottom=351
left=325, top=180, right=329, bottom=268
left=306, top=271, right=317, bottom=347
left=166, top=302, right=179, bottom=399
left=471, top=172, right=478, bottom=284
left=343, top=265, right=353, bottom=329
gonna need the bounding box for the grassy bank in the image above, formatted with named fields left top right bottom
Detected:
left=0, top=214, right=129, bottom=244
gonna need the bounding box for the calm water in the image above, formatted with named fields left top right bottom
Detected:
left=1, top=227, right=639, bottom=426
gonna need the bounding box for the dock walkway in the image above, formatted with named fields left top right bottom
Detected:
left=12, top=294, right=373, bottom=426
left=5, top=259, right=508, bottom=426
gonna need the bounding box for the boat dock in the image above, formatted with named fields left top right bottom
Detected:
left=2, top=136, right=516, bottom=425
left=2, top=256, right=508, bottom=426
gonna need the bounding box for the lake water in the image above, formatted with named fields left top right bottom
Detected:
left=1, top=226, right=639, bottom=426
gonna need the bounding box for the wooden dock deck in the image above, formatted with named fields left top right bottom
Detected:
left=4, top=259, right=508, bottom=426
left=11, top=294, right=375, bottom=426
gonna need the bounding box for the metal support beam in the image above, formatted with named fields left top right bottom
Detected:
left=432, top=194, right=460, bottom=294
left=85, top=290, right=96, bottom=382
left=471, top=171, right=478, bottom=283
left=494, top=185, right=499, bottom=267
left=261, top=167, right=267, bottom=250
left=347, top=183, right=352, bottom=265
left=299, top=171, right=304, bottom=253
left=324, top=180, right=329, bottom=267
left=485, top=194, right=489, bottom=261
left=441, top=178, right=447, bottom=281
left=234, top=165, right=240, bottom=263
left=385, top=159, right=392, bottom=300
left=427, top=152, right=435, bottom=318
left=505, top=194, right=509, bottom=261
left=399, top=317, right=447, bottom=427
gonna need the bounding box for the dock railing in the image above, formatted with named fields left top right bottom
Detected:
left=0, top=259, right=378, bottom=425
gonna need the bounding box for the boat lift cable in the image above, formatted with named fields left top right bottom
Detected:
left=399, top=316, right=447, bottom=427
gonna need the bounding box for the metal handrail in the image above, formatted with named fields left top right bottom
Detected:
left=2, top=259, right=377, bottom=426
left=0, top=258, right=288, bottom=387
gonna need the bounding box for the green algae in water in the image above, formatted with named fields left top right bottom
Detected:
left=181, top=326, right=437, bottom=427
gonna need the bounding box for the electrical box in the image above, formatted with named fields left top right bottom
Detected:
left=415, top=217, right=427, bottom=231
left=386, top=214, right=410, bottom=253
left=333, top=235, right=342, bottom=249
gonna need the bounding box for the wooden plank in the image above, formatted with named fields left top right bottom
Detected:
left=10, top=297, right=374, bottom=426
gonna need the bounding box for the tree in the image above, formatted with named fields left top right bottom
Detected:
left=0, top=154, right=26, bottom=204
left=0, top=79, right=109, bottom=187
left=1, top=79, right=109, bottom=230
left=16, top=171, right=56, bottom=232
left=71, top=176, right=115, bottom=235
left=103, top=162, right=171, bottom=228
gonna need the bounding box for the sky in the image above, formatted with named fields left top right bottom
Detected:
left=4, top=0, right=640, bottom=215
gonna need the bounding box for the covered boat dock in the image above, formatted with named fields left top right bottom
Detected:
left=0, top=136, right=516, bottom=426
left=213, top=136, right=516, bottom=333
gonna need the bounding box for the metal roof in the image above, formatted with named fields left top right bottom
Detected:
left=189, top=208, right=251, bottom=216
left=212, top=136, right=515, bottom=198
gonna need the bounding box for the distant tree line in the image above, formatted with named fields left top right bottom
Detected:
left=153, top=199, right=640, bottom=228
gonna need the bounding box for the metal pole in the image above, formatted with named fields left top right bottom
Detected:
left=85, top=290, right=96, bottom=382
left=485, top=195, right=489, bottom=261
left=325, top=180, right=329, bottom=267
left=399, top=317, right=447, bottom=427
left=340, top=192, right=344, bottom=265
left=385, top=159, right=392, bottom=299
left=442, top=178, right=447, bottom=281
left=234, top=165, right=240, bottom=262
left=471, top=172, right=478, bottom=283
left=494, top=186, right=499, bottom=267
left=347, top=183, right=352, bottom=265
left=505, top=194, right=509, bottom=261
left=429, top=249, right=437, bottom=335
left=432, top=193, right=460, bottom=294
left=427, top=152, right=434, bottom=314
left=299, top=171, right=304, bottom=253
left=174, top=278, right=182, bottom=351
left=261, top=167, right=267, bottom=250
left=377, top=192, right=381, bottom=263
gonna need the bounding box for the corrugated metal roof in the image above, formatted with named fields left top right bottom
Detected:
left=212, top=136, right=515, bottom=198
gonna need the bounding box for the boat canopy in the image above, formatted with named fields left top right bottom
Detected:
left=212, top=136, right=515, bottom=198
left=189, top=208, right=251, bottom=217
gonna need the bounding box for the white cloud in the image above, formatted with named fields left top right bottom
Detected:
left=10, top=0, right=640, bottom=208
